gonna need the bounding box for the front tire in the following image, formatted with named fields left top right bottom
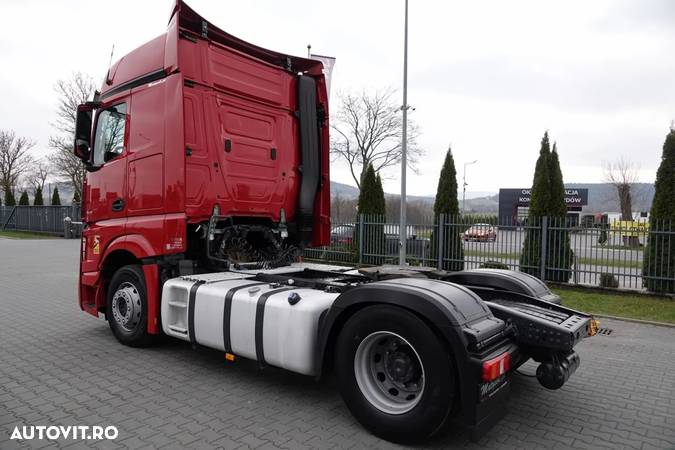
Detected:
left=107, top=265, right=153, bottom=347
left=334, top=305, right=456, bottom=443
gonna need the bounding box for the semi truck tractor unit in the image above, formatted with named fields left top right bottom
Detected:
left=73, top=1, right=598, bottom=442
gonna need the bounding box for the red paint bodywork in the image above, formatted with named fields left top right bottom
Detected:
left=78, top=1, right=330, bottom=332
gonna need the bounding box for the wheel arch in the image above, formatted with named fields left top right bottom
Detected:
left=315, top=280, right=481, bottom=381
left=98, top=249, right=143, bottom=313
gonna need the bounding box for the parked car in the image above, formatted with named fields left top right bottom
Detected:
left=331, top=225, right=355, bottom=246
left=463, top=223, right=497, bottom=242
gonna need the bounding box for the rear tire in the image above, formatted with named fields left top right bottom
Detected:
left=334, top=305, right=455, bottom=443
left=107, top=265, right=153, bottom=347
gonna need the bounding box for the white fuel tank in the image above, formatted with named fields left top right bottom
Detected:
left=161, top=272, right=339, bottom=376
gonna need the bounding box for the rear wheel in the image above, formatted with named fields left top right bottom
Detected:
left=334, top=305, right=456, bottom=443
left=107, top=265, right=152, bottom=347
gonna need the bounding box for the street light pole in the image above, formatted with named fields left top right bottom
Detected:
left=399, top=0, right=409, bottom=267
left=462, top=160, right=477, bottom=213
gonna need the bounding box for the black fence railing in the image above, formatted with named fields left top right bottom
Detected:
left=303, top=215, right=675, bottom=293
left=0, top=205, right=81, bottom=236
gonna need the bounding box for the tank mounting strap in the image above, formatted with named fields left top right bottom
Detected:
left=187, top=280, right=206, bottom=344
left=222, top=282, right=267, bottom=354
left=255, top=287, right=295, bottom=367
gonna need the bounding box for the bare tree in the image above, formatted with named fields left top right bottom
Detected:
left=384, top=197, right=433, bottom=223
left=603, top=157, right=639, bottom=220
left=603, top=157, right=640, bottom=247
left=26, top=159, right=50, bottom=194
left=331, top=88, right=422, bottom=190
left=331, top=194, right=358, bottom=223
left=49, top=72, right=97, bottom=200
left=0, top=130, right=35, bottom=201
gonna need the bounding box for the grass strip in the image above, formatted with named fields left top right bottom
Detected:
left=553, top=287, right=675, bottom=324
left=0, top=230, right=57, bottom=239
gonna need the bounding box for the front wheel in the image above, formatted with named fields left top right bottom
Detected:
left=334, top=305, right=456, bottom=443
left=106, top=265, right=153, bottom=347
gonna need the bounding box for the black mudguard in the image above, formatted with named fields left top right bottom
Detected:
left=443, top=268, right=561, bottom=304
left=316, top=277, right=512, bottom=435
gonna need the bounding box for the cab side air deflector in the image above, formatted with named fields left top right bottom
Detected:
left=296, top=75, right=320, bottom=245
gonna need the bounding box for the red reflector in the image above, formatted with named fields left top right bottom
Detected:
left=482, top=352, right=511, bottom=382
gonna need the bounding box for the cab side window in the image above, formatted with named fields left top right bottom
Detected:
left=92, top=103, right=127, bottom=165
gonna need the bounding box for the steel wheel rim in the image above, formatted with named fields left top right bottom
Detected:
left=354, top=331, right=425, bottom=415
left=111, top=281, right=142, bottom=332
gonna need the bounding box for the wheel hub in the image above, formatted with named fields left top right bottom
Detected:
left=111, top=282, right=141, bottom=332
left=354, top=331, right=425, bottom=415
left=385, top=351, right=418, bottom=384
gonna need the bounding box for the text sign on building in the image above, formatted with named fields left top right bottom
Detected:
left=514, top=188, right=588, bottom=206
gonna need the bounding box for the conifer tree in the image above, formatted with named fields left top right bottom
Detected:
left=520, top=132, right=552, bottom=276
left=51, top=186, right=61, bottom=206
left=4, top=189, right=16, bottom=206
left=644, top=128, right=675, bottom=292
left=72, top=190, right=81, bottom=205
left=546, top=143, right=574, bottom=281
left=374, top=174, right=387, bottom=216
left=520, top=134, right=574, bottom=281
left=18, top=191, right=29, bottom=205
left=357, top=164, right=385, bottom=215
left=356, top=164, right=386, bottom=264
left=432, top=147, right=464, bottom=270
left=33, top=187, right=44, bottom=206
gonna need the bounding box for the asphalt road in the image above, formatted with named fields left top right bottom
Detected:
left=1, top=238, right=674, bottom=449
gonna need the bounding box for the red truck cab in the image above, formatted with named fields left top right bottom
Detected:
left=74, top=0, right=330, bottom=334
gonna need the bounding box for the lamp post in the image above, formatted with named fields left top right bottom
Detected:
left=399, top=0, right=409, bottom=267
left=462, top=160, right=477, bottom=213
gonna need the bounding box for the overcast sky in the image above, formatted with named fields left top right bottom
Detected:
left=1, top=0, right=673, bottom=197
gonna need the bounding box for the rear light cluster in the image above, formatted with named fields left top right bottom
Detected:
left=482, top=352, right=510, bottom=382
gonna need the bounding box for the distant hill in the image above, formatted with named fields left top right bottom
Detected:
left=331, top=181, right=360, bottom=198
left=332, top=181, right=655, bottom=215
left=565, top=183, right=654, bottom=214
left=331, top=181, right=497, bottom=213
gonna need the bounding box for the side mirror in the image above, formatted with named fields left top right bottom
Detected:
left=73, top=102, right=100, bottom=164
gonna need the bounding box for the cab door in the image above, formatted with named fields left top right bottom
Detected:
left=81, top=100, right=129, bottom=273
left=85, top=101, right=129, bottom=222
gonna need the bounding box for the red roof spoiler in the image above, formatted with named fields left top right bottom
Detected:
left=171, top=0, right=323, bottom=75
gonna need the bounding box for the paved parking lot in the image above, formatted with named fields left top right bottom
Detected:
left=1, top=238, right=674, bottom=449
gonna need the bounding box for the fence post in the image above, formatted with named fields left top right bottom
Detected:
left=540, top=216, right=548, bottom=280
left=358, top=214, right=364, bottom=266
left=437, top=214, right=445, bottom=270
left=64, top=217, right=72, bottom=239
left=2, top=206, right=16, bottom=230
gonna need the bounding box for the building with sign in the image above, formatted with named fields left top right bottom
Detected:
left=498, top=188, right=589, bottom=224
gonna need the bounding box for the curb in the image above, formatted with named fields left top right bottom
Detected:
left=592, top=314, right=675, bottom=329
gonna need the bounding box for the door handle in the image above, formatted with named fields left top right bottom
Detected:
left=112, top=199, right=125, bottom=212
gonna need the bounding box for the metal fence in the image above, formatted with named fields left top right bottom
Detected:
left=304, top=215, right=675, bottom=293
left=0, top=205, right=81, bottom=236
